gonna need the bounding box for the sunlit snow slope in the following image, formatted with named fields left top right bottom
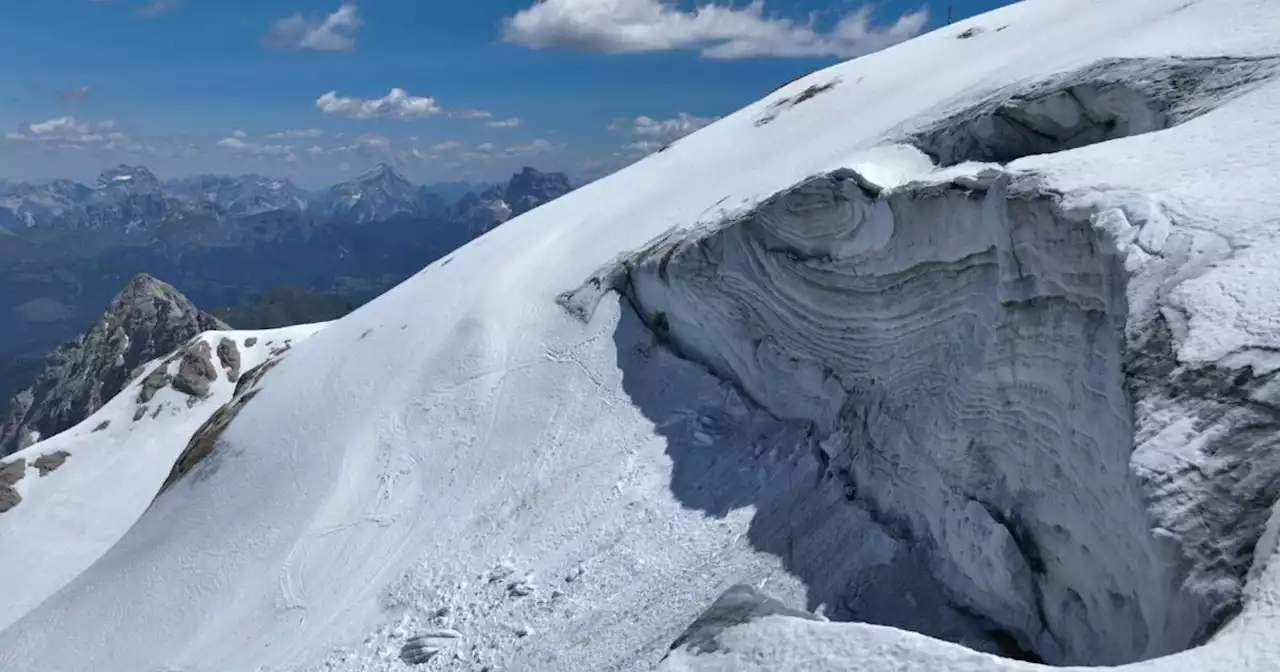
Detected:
left=4, top=0, right=1280, bottom=670
left=0, top=324, right=326, bottom=633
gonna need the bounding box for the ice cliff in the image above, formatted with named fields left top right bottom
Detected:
left=565, top=55, right=1280, bottom=668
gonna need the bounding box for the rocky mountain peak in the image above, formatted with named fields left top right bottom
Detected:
left=96, top=165, right=162, bottom=193
left=0, top=274, right=228, bottom=457
left=354, top=163, right=410, bottom=187
left=504, top=166, right=572, bottom=217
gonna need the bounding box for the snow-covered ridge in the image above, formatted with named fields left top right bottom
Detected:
left=4, top=0, right=1280, bottom=670
left=0, top=322, right=328, bottom=633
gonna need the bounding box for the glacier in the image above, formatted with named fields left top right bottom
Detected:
left=4, top=0, right=1280, bottom=670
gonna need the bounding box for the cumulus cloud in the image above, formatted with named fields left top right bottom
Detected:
left=28, top=116, right=90, bottom=136
left=265, top=3, right=362, bottom=51
left=231, top=129, right=249, bottom=139
left=458, top=138, right=562, bottom=162
left=216, top=136, right=296, bottom=160
left=2, top=116, right=162, bottom=159
left=610, top=111, right=718, bottom=157
left=315, top=88, right=500, bottom=122
left=7, top=116, right=127, bottom=146
left=268, top=128, right=325, bottom=138
left=316, top=88, right=444, bottom=119
left=486, top=117, right=522, bottom=129
left=629, top=112, right=718, bottom=141
left=502, top=0, right=928, bottom=59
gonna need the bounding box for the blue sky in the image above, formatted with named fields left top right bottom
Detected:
left=0, top=0, right=1014, bottom=186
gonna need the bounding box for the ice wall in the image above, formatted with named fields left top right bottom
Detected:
left=581, top=168, right=1212, bottom=665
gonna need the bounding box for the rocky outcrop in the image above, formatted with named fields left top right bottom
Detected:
left=172, top=341, right=217, bottom=399
left=0, top=458, right=25, bottom=513
left=0, top=274, right=228, bottom=456
left=217, top=338, right=241, bottom=382
left=156, top=356, right=282, bottom=497
left=32, top=451, right=70, bottom=476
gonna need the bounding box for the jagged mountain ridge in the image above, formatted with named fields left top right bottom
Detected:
left=165, top=173, right=309, bottom=217
left=0, top=164, right=573, bottom=409
left=0, top=274, right=227, bottom=456
left=449, top=167, right=573, bottom=233
left=0, top=163, right=572, bottom=231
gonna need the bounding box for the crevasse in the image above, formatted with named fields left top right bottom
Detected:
left=578, top=167, right=1215, bottom=666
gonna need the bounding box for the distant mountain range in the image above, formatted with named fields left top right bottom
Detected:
left=0, top=163, right=569, bottom=232
left=0, top=163, right=572, bottom=408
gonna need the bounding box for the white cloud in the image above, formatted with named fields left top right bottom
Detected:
left=7, top=117, right=128, bottom=147
left=266, top=3, right=362, bottom=52
left=453, top=138, right=563, bottom=164
left=611, top=111, right=718, bottom=157
left=355, top=133, right=390, bottom=150
left=621, top=139, right=666, bottom=155
left=307, top=145, right=326, bottom=155
left=231, top=129, right=248, bottom=139
left=268, top=128, right=325, bottom=139
left=505, top=138, right=559, bottom=155
left=28, top=116, right=89, bottom=136
left=216, top=136, right=296, bottom=160
left=453, top=109, right=494, bottom=120
left=316, top=89, right=502, bottom=123
left=502, top=0, right=928, bottom=59
left=630, top=112, right=717, bottom=141
left=431, top=140, right=464, bottom=152
left=328, top=133, right=399, bottom=158
left=316, top=88, right=444, bottom=119
left=486, top=117, right=522, bottom=129
left=136, top=0, right=181, bottom=18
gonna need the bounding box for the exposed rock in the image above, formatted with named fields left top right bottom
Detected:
left=133, top=406, right=147, bottom=422
left=216, top=337, right=241, bottom=382
left=312, top=163, right=423, bottom=224
left=756, top=79, right=840, bottom=126
left=172, top=341, right=217, bottom=399
left=91, top=420, right=109, bottom=432
left=449, top=167, right=572, bottom=232
left=1, top=274, right=227, bottom=456
left=32, top=451, right=70, bottom=476
left=505, top=166, right=572, bottom=217
left=136, top=368, right=171, bottom=404
left=0, top=458, right=26, bottom=513
left=244, top=337, right=258, bottom=347
left=156, top=357, right=282, bottom=496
